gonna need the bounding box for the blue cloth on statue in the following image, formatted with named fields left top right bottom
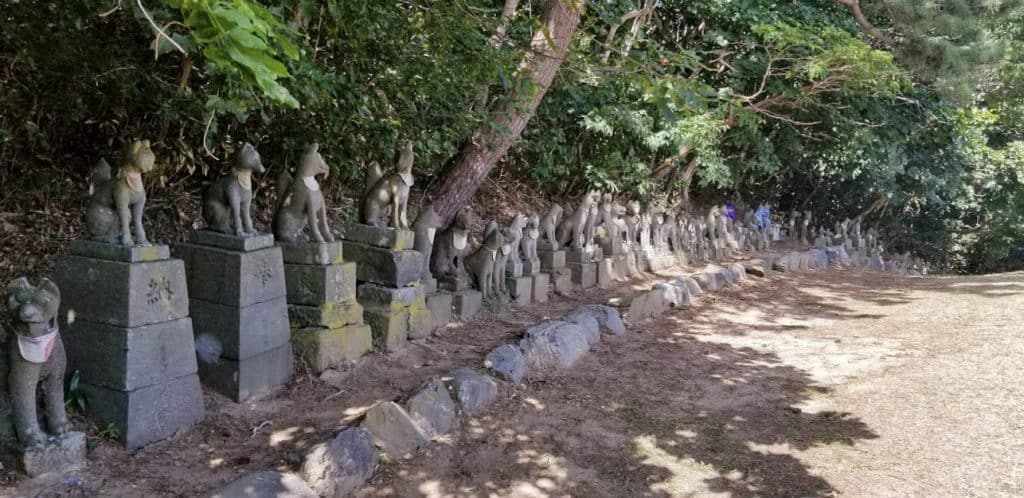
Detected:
left=725, top=204, right=736, bottom=220
left=754, top=206, right=771, bottom=228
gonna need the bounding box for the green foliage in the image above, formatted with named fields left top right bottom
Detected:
left=65, top=370, right=88, bottom=414
left=98, top=422, right=121, bottom=440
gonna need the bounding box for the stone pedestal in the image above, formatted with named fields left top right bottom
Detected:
left=506, top=259, right=523, bottom=279
left=552, top=268, right=573, bottom=295
left=342, top=224, right=426, bottom=350
left=452, top=290, right=483, bottom=320
left=537, top=249, right=566, bottom=272
left=568, top=262, right=597, bottom=289
left=523, top=258, right=542, bottom=276
left=280, top=241, right=372, bottom=373
left=55, top=241, right=203, bottom=449
left=426, top=292, right=453, bottom=331
left=596, top=258, right=616, bottom=287
left=507, top=276, right=532, bottom=306
left=532, top=273, right=550, bottom=303
left=173, top=231, right=291, bottom=402
left=624, top=250, right=640, bottom=276
left=16, top=432, right=87, bottom=477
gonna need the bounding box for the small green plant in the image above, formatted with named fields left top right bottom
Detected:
left=484, top=298, right=505, bottom=314
left=97, top=423, right=121, bottom=441
left=64, top=370, right=88, bottom=414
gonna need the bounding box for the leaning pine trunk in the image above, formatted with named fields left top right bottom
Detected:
left=426, top=0, right=584, bottom=223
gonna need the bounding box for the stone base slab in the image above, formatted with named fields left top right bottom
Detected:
left=357, top=283, right=426, bottom=312
left=187, top=230, right=274, bottom=252
left=63, top=317, right=198, bottom=391
left=553, top=272, right=573, bottom=295
left=198, top=343, right=293, bottom=402
left=426, top=292, right=453, bottom=331
left=288, top=300, right=364, bottom=329
left=568, top=262, right=597, bottom=289
left=364, top=309, right=408, bottom=352
left=506, top=260, right=523, bottom=279
left=596, top=258, right=615, bottom=286
left=80, top=373, right=204, bottom=450
left=452, top=290, right=482, bottom=321
left=190, top=297, right=290, bottom=360
left=407, top=307, right=433, bottom=340
left=293, top=324, right=372, bottom=373
left=531, top=273, right=550, bottom=303
left=340, top=223, right=414, bottom=250
left=523, top=258, right=541, bottom=276
left=278, top=241, right=344, bottom=265
left=567, top=247, right=603, bottom=264
left=17, top=431, right=87, bottom=477
left=54, top=255, right=189, bottom=328
left=343, top=242, right=423, bottom=288
left=71, top=239, right=170, bottom=262
left=537, top=250, right=566, bottom=272
left=283, top=262, right=356, bottom=306
left=507, top=276, right=532, bottom=306
left=437, top=274, right=470, bottom=292
left=172, top=242, right=286, bottom=308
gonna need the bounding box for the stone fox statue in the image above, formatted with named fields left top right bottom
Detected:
left=538, top=204, right=563, bottom=251
left=203, top=143, right=266, bottom=236
left=362, top=141, right=414, bottom=229
left=431, top=206, right=473, bottom=279
left=3, top=277, right=70, bottom=448
left=556, top=191, right=598, bottom=250
left=86, top=140, right=156, bottom=246
left=465, top=221, right=504, bottom=301
left=274, top=143, right=335, bottom=243
left=520, top=213, right=541, bottom=264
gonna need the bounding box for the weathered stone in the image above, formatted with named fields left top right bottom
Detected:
left=18, top=431, right=87, bottom=477
left=340, top=222, right=415, bottom=250
left=362, top=402, right=429, bottom=458
left=79, top=373, right=204, bottom=450
left=172, top=243, right=286, bottom=308
left=568, top=262, right=597, bottom=289
left=197, top=343, right=293, bottom=402
left=283, top=262, right=356, bottom=306
left=566, top=247, right=602, bottom=264
left=552, top=272, right=573, bottom=295
left=562, top=311, right=599, bottom=346
left=507, top=276, right=532, bottom=306
left=187, top=230, right=275, bottom=252
left=213, top=471, right=316, bottom=498
left=357, top=283, right=425, bottom=311
left=437, top=274, right=470, bottom=292
left=63, top=317, right=198, bottom=391
left=343, top=242, right=423, bottom=287
left=624, top=292, right=653, bottom=323
left=452, top=290, right=482, bottom=321
left=190, top=297, right=290, bottom=360
left=278, top=241, right=344, bottom=266
left=407, top=307, right=433, bottom=340
left=692, top=271, right=723, bottom=291
left=484, top=344, right=527, bottom=383
left=569, top=304, right=626, bottom=335
left=421, top=276, right=438, bottom=294
left=506, top=259, right=523, bottom=279
left=450, top=368, right=498, bottom=415
left=537, top=249, right=566, bottom=271
left=613, top=254, right=630, bottom=280
left=288, top=300, right=364, bottom=329
left=654, top=282, right=688, bottom=307
left=596, top=258, right=615, bottom=286
left=523, top=259, right=542, bottom=276
left=70, top=239, right=170, bottom=262
left=364, top=308, right=408, bottom=351
left=728, top=262, right=747, bottom=283
left=426, top=292, right=453, bottom=330
left=406, top=377, right=456, bottom=438
left=532, top=273, right=550, bottom=303
left=672, top=275, right=703, bottom=297
left=301, top=428, right=378, bottom=498
left=519, top=321, right=590, bottom=372
left=744, top=259, right=769, bottom=277
left=810, top=249, right=829, bottom=269
left=54, top=255, right=189, bottom=328
left=292, top=325, right=373, bottom=373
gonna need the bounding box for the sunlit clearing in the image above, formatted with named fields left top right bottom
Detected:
left=634, top=434, right=729, bottom=496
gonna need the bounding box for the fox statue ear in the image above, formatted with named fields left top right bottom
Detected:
left=309, top=142, right=319, bottom=153
left=39, top=278, right=60, bottom=301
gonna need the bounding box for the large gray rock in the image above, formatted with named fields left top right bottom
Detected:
left=484, top=344, right=527, bottom=383
left=450, top=368, right=498, bottom=415
left=809, top=249, right=829, bottom=269
left=743, top=259, right=769, bottom=277
left=692, top=271, right=723, bottom=291
left=652, top=282, right=687, bottom=308
left=63, top=316, right=197, bottom=391
left=728, top=262, right=746, bottom=282
left=562, top=311, right=600, bottom=346
left=518, top=321, right=590, bottom=372
left=213, top=471, right=317, bottom=498
left=567, top=304, right=626, bottom=335
left=672, top=275, right=703, bottom=297
left=362, top=401, right=429, bottom=458
left=405, top=377, right=456, bottom=438
left=301, top=427, right=378, bottom=498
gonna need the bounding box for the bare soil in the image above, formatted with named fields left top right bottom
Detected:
left=5, top=263, right=1023, bottom=497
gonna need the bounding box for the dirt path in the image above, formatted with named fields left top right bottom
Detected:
left=356, top=270, right=1024, bottom=497
left=6, top=267, right=1023, bottom=497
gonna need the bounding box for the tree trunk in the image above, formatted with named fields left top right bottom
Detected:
left=836, top=0, right=895, bottom=46
left=425, top=0, right=584, bottom=223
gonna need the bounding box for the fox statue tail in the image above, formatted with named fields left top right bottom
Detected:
left=89, top=158, right=112, bottom=196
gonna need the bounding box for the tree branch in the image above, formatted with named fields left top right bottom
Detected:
left=836, top=0, right=895, bottom=46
